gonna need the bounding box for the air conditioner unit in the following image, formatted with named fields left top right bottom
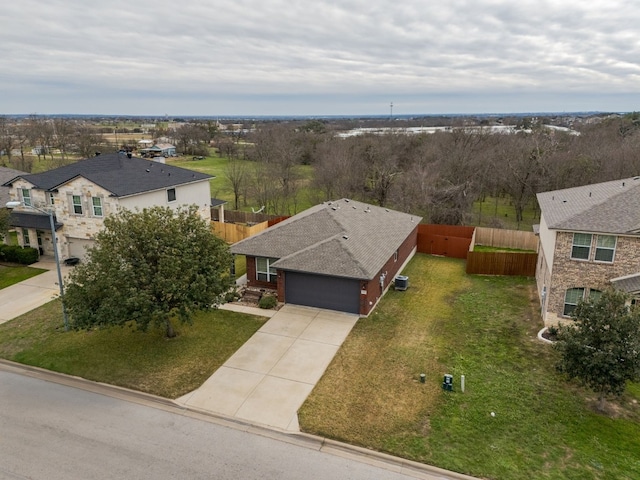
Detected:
left=395, top=275, right=409, bottom=291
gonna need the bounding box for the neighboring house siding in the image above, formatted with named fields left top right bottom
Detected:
left=545, top=231, right=640, bottom=324
left=118, top=180, right=211, bottom=221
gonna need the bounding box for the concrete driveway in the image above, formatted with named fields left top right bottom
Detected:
left=0, top=258, right=71, bottom=325
left=176, top=304, right=359, bottom=431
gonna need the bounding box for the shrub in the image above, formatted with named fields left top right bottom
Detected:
left=0, top=245, right=39, bottom=264
left=258, top=294, right=277, bottom=309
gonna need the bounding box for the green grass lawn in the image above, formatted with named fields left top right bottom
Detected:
left=0, top=265, right=47, bottom=289
left=473, top=245, right=537, bottom=253
left=299, top=254, right=640, bottom=480
left=0, top=300, right=267, bottom=398
left=471, top=196, right=539, bottom=231
left=168, top=154, right=318, bottom=214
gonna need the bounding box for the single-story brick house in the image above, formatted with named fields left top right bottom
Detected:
left=230, top=199, right=422, bottom=315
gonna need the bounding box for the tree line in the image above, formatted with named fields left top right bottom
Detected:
left=2, top=113, right=640, bottom=226
left=229, top=113, right=640, bottom=225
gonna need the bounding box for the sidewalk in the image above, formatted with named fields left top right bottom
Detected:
left=0, top=258, right=72, bottom=324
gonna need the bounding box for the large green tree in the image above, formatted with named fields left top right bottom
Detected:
left=64, top=206, right=233, bottom=338
left=555, top=289, right=640, bottom=411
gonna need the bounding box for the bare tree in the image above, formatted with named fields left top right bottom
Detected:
left=224, top=158, right=248, bottom=210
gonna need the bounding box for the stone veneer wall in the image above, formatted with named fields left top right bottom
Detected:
left=546, top=231, right=640, bottom=325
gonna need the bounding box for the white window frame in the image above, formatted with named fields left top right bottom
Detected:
left=563, top=287, right=585, bottom=317
left=256, top=257, right=277, bottom=283
left=72, top=195, right=83, bottom=215
left=570, top=233, right=592, bottom=260
left=91, top=197, right=103, bottom=217
left=594, top=235, right=616, bottom=263
left=167, top=188, right=176, bottom=202
left=48, top=192, right=55, bottom=206
left=21, top=188, right=32, bottom=207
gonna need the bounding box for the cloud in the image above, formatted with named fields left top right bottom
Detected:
left=3, top=0, right=640, bottom=114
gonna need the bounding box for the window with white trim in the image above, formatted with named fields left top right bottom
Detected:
left=256, top=257, right=277, bottom=283
left=92, top=197, right=103, bottom=217
left=563, top=287, right=585, bottom=316
left=594, top=235, right=616, bottom=263
left=167, top=188, right=176, bottom=202
left=21, top=188, right=32, bottom=206
left=571, top=233, right=592, bottom=260
left=48, top=192, right=55, bottom=206
left=72, top=195, right=83, bottom=215
left=588, top=289, right=603, bottom=303
left=22, top=228, right=31, bottom=247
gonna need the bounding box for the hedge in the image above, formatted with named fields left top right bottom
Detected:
left=0, top=244, right=39, bottom=264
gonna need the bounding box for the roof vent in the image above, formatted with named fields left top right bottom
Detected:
left=562, top=200, right=567, bottom=203
left=622, top=182, right=626, bottom=187
left=342, top=235, right=349, bottom=239
left=634, top=176, right=640, bottom=180
left=385, top=209, right=389, bottom=212
left=345, top=199, right=350, bottom=202
left=352, top=205, right=356, bottom=209
left=146, top=169, right=150, bottom=172
left=331, top=206, right=337, bottom=211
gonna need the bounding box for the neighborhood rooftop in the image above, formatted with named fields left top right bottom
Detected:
left=231, top=199, right=421, bottom=280
left=537, top=176, right=640, bottom=234
left=2, top=152, right=212, bottom=197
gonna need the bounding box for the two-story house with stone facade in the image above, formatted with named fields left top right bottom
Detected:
left=3, top=152, right=212, bottom=261
left=536, top=176, right=640, bottom=325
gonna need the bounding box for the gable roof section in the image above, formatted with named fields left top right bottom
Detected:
left=2, top=153, right=211, bottom=197
left=0, top=166, right=28, bottom=206
left=231, top=199, right=421, bottom=280
left=537, top=176, right=640, bottom=234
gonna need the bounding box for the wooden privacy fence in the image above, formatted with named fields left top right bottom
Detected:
left=417, top=224, right=474, bottom=259
left=211, top=221, right=268, bottom=243
left=474, top=226, right=538, bottom=251
left=219, top=210, right=282, bottom=225
left=466, top=251, right=538, bottom=276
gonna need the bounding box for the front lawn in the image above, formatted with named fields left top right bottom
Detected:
left=299, top=254, right=640, bottom=480
left=0, top=301, right=267, bottom=398
left=0, top=264, right=47, bottom=289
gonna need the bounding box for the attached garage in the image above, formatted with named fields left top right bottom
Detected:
left=285, top=272, right=361, bottom=314
left=67, top=237, right=95, bottom=261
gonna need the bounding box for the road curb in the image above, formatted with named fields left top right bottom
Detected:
left=0, top=359, right=478, bottom=480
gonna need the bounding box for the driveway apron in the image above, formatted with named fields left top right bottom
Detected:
left=176, top=304, right=359, bottom=431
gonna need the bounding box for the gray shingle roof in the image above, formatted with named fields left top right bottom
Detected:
left=611, top=273, right=640, bottom=294
left=2, top=153, right=211, bottom=197
left=537, top=176, right=640, bottom=234
left=230, top=199, right=421, bottom=280
left=9, top=212, right=63, bottom=231
left=0, top=166, right=28, bottom=206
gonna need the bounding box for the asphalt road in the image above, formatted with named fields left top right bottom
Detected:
left=0, top=367, right=460, bottom=480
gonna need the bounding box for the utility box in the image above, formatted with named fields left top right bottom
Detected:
left=442, top=374, right=453, bottom=391
left=395, top=275, right=409, bottom=291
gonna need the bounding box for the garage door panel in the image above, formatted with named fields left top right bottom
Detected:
left=68, top=238, right=95, bottom=261
left=285, top=272, right=360, bottom=313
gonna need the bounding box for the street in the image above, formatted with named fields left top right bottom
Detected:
left=0, top=367, right=455, bottom=480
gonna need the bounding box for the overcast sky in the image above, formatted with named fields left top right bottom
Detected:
left=3, top=1, right=640, bottom=116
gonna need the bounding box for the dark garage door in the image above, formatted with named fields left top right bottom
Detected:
left=285, top=272, right=360, bottom=314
